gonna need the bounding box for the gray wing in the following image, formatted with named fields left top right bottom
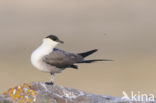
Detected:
left=42, top=49, right=83, bottom=68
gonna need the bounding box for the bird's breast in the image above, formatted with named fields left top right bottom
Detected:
left=31, top=45, right=62, bottom=73
left=31, top=45, right=51, bottom=71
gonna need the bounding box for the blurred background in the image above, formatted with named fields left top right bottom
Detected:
left=0, top=0, right=156, bottom=97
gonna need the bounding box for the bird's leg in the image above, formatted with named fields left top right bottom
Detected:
left=50, top=73, right=55, bottom=84
left=45, top=73, right=55, bottom=85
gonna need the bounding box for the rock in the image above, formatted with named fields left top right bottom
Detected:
left=0, top=95, right=12, bottom=103
left=0, top=82, right=155, bottom=103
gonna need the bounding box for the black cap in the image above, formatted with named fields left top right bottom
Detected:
left=46, top=35, right=64, bottom=43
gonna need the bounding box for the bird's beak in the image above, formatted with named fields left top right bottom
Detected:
left=58, top=40, right=64, bottom=44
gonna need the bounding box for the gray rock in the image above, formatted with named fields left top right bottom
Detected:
left=1, top=82, right=155, bottom=103
left=0, top=95, right=12, bottom=103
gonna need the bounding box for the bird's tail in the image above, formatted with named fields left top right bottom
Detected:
left=78, top=49, right=98, bottom=58
left=78, top=49, right=113, bottom=63
left=78, top=59, right=113, bottom=63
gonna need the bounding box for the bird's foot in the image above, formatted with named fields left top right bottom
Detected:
left=45, top=82, right=54, bottom=85
left=70, top=65, right=78, bottom=69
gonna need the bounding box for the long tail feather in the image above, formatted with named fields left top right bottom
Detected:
left=78, top=49, right=98, bottom=58
left=78, top=59, right=113, bottom=63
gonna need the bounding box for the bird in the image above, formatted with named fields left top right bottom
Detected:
left=31, top=35, right=112, bottom=85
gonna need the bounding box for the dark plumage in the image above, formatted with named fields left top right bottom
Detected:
left=42, top=48, right=111, bottom=69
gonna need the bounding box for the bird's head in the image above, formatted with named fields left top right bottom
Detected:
left=43, top=35, right=64, bottom=47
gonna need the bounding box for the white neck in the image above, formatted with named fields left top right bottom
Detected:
left=42, top=38, right=58, bottom=48
left=37, top=39, right=58, bottom=55
left=31, top=38, right=58, bottom=60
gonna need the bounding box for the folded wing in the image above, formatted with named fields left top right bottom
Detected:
left=42, top=48, right=83, bottom=68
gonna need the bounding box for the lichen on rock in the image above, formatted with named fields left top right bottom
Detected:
left=2, top=83, right=36, bottom=103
